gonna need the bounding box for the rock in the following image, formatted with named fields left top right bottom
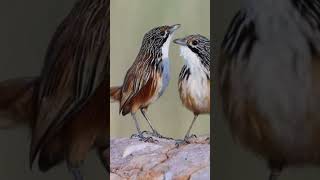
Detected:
left=110, top=136, right=210, bottom=180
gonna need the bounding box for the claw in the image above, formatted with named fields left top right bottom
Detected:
left=130, top=133, right=158, bottom=143
left=186, top=134, right=197, bottom=139
left=141, top=131, right=153, bottom=136
left=141, top=130, right=173, bottom=140
left=152, top=130, right=173, bottom=140
left=175, top=139, right=190, bottom=148
left=140, top=136, right=158, bottom=143
left=130, top=133, right=140, bottom=139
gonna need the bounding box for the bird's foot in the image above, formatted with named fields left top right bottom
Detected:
left=141, top=130, right=173, bottom=140
left=175, top=134, right=198, bottom=147
left=141, top=130, right=153, bottom=136
left=186, top=134, right=197, bottom=139
left=130, top=133, right=158, bottom=143
left=175, top=139, right=190, bottom=148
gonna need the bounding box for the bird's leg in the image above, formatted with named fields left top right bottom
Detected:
left=140, top=109, right=157, bottom=135
left=131, top=112, right=142, bottom=135
left=175, top=115, right=198, bottom=147
left=184, top=114, right=198, bottom=140
left=130, top=112, right=156, bottom=143
left=67, top=163, right=84, bottom=180
left=140, top=109, right=173, bottom=140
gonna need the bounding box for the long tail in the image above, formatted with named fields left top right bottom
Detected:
left=0, top=77, right=37, bottom=128
left=110, top=86, right=121, bottom=102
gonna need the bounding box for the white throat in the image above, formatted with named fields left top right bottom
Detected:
left=179, top=46, right=204, bottom=73
left=161, top=34, right=173, bottom=59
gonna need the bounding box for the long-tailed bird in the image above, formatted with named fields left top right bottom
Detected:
left=0, top=0, right=109, bottom=179
left=173, top=34, right=210, bottom=143
left=110, top=24, right=180, bottom=141
left=218, top=0, right=320, bottom=179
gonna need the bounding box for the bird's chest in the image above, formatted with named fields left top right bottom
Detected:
left=158, top=58, right=170, bottom=97
left=179, top=68, right=210, bottom=113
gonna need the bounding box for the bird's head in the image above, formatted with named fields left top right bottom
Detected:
left=174, top=34, right=210, bottom=65
left=140, top=24, right=181, bottom=58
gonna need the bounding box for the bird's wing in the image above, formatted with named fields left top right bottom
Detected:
left=203, top=39, right=211, bottom=79
left=119, top=53, right=157, bottom=111
left=30, top=0, right=109, bottom=165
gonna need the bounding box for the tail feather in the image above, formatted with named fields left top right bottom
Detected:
left=110, top=86, right=121, bottom=102
left=0, top=77, right=37, bottom=128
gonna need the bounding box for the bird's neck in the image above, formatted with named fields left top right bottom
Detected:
left=179, top=46, right=206, bottom=75
left=161, top=35, right=173, bottom=59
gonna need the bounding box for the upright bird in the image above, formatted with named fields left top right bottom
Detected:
left=218, top=0, right=320, bottom=179
left=110, top=24, right=180, bottom=141
left=173, top=34, right=210, bottom=143
left=0, top=0, right=109, bottom=179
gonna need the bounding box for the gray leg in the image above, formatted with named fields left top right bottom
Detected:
left=140, top=109, right=172, bottom=140
left=184, top=114, right=198, bottom=140
left=131, top=112, right=142, bottom=135
left=130, top=112, right=156, bottom=143
left=175, top=115, right=198, bottom=147
left=140, top=109, right=157, bottom=133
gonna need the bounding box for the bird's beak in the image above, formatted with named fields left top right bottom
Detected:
left=168, top=24, right=181, bottom=34
left=173, top=38, right=187, bottom=46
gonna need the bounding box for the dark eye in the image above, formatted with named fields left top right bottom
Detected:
left=160, top=31, right=165, bottom=36
left=192, top=40, right=198, bottom=46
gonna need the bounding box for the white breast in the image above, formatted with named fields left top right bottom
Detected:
left=179, top=46, right=210, bottom=109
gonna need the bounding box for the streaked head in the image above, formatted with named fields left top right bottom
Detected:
left=174, top=34, right=210, bottom=64
left=140, top=24, right=181, bottom=53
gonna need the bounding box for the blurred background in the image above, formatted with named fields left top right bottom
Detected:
left=110, top=0, right=210, bottom=139
left=213, top=0, right=320, bottom=179
left=0, top=0, right=105, bottom=179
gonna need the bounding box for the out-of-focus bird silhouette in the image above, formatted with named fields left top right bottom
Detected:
left=173, top=34, right=210, bottom=144
left=218, top=0, right=320, bottom=179
left=0, top=0, right=109, bottom=179
left=110, top=24, right=180, bottom=141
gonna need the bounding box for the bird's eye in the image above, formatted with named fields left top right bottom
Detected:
left=160, top=31, right=165, bottom=36
left=192, top=40, right=198, bottom=46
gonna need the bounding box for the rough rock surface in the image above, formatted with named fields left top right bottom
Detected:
left=110, top=136, right=210, bottom=180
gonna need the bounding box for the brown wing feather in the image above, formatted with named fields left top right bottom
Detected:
left=30, top=0, right=109, bottom=166
left=110, top=86, right=121, bottom=102
left=121, top=72, right=159, bottom=115
left=119, top=53, right=158, bottom=114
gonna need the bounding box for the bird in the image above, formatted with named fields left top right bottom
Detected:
left=110, top=24, right=181, bottom=142
left=0, top=0, right=110, bottom=179
left=218, top=0, right=320, bottom=179
left=173, top=34, right=210, bottom=144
